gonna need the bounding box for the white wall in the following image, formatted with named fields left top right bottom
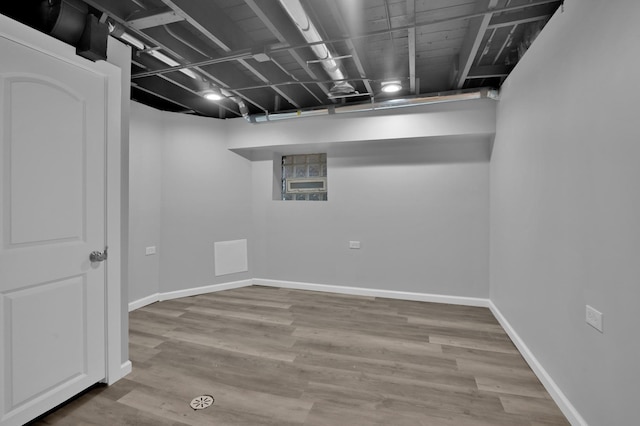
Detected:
left=106, top=36, right=132, bottom=366
left=252, top=136, right=490, bottom=297
left=490, top=1, right=640, bottom=424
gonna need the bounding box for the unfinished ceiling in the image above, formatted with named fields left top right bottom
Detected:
left=59, top=0, right=563, bottom=119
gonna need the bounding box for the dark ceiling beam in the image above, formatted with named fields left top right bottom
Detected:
left=243, top=0, right=330, bottom=99
left=131, top=84, right=194, bottom=113
left=154, top=23, right=269, bottom=112
left=237, top=58, right=301, bottom=108
left=467, top=64, right=513, bottom=79
left=269, top=57, right=324, bottom=105
left=383, top=0, right=396, bottom=56
left=213, top=77, right=372, bottom=93
left=127, top=10, right=184, bottom=30
left=158, top=0, right=233, bottom=51
left=490, top=24, right=518, bottom=64
left=82, top=0, right=265, bottom=114
left=193, top=67, right=270, bottom=114
left=407, top=0, right=416, bottom=94
left=131, top=0, right=560, bottom=81
left=488, top=2, right=559, bottom=29
left=453, top=0, right=499, bottom=89
left=133, top=74, right=240, bottom=117
left=133, top=57, right=241, bottom=117
left=132, top=51, right=254, bottom=78
left=327, top=0, right=374, bottom=95
left=159, top=0, right=307, bottom=109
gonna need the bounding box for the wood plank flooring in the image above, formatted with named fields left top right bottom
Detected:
left=34, top=286, right=569, bottom=425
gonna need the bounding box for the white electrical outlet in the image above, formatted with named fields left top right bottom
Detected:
left=585, top=305, right=603, bottom=332
left=349, top=241, right=361, bottom=249
left=145, top=246, right=156, bottom=256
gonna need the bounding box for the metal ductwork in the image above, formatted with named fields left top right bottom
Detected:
left=38, top=0, right=88, bottom=45
left=277, top=0, right=354, bottom=97
left=250, top=88, right=499, bottom=123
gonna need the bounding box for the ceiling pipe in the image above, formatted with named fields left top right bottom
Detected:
left=159, top=24, right=251, bottom=120
left=250, top=88, right=499, bottom=123
left=277, top=0, right=354, bottom=97
left=109, top=21, right=250, bottom=120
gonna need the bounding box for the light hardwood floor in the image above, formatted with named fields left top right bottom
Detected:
left=34, top=286, right=569, bottom=425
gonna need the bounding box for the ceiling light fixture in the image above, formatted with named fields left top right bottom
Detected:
left=120, top=32, right=145, bottom=50
left=147, top=49, right=199, bottom=80
left=108, top=23, right=200, bottom=81
left=381, top=80, right=402, bottom=93
left=203, top=88, right=223, bottom=101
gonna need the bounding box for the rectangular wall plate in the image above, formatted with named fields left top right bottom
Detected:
left=586, top=305, right=603, bottom=332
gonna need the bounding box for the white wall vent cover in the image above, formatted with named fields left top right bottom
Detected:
left=214, top=239, right=248, bottom=276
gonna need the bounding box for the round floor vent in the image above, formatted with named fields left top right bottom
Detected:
left=190, top=395, right=214, bottom=410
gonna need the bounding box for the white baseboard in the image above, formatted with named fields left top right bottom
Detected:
left=159, top=279, right=253, bottom=302
left=120, top=360, right=132, bottom=377
left=253, top=278, right=490, bottom=307
left=128, top=293, right=160, bottom=312
left=489, top=301, right=586, bottom=426
left=128, top=280, right=253, bottom=312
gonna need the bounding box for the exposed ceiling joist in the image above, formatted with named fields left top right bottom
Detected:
left=132, top=83, right=194, bottom=113
left=454, top=0, right=499, bottom=89
left=56, top=0, right=560, bottom=118
left=127, top=10, right=184, bottom=30
left=237, top=58, right=301, bottom=108
left=243, top=0, right=330, bottom=98
left=467, top=64, right=513, bottom=79
left=160, top=0, right=316, bottom=110
left=158, top=0, right=231, bottom=52
left=488, top=2, right=559, bottom=29
left=407, top=0, right=416, bottom=94
left=130, top=0, right=560, bottom=80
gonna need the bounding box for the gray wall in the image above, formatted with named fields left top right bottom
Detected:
left=128, top=103, right=253, bottom=299
left=490, top=0, right=640, bottom=424
left=129, top=100, right=493, bottom=302
left=252, top=137, right=490, bottom=297
left=128, top=102, right=163, bottom=301
left=158, top=111, right=253, bottom=293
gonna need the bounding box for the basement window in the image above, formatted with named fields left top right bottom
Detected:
left=281, top=154, right=327, bottom=201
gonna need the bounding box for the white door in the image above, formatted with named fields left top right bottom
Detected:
left=0, top=35, right=107, bottom=426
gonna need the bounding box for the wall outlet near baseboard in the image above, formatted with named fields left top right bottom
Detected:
left=145, top=246, right=156, bottom=256
left=585, top=305, right=603, bottom=332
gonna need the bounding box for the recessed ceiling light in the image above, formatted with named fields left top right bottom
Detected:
left=381, top=80, right=402, bottom=93
left=204, top=91, right=223, bottom=101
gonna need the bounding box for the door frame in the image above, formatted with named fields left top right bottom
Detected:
left=0, top=14, right=126, bottom=387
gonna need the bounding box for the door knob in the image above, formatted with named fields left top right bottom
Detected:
left=89, top=246, right=108, bottom=263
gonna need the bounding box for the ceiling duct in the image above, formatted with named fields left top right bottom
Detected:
left=277, top=0, right=354, bottom=97
left=250, top=88, right=498, bottom=123
left=38, top=0, right=88, bottom=45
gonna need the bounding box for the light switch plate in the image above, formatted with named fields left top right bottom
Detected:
left=586, top=305, right=603, bottom=332
left=145, top=246, right=156, bottom=256
left=349, top=241, right=361, bottom=249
